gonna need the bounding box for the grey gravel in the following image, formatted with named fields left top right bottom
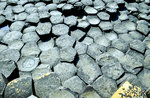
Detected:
left=56, top=34, right=75, bottom=48
left=60, top=47, right=76, bottom=62
left=0, top=60, right=16, bottom=78
left=54, top=62, right=77, bottom=82
left=77, top=54, right=102, bottom=84
left=64, top=16, right=77, bottom=26
left=34, top=72, right=61, bottom=97
left=52, top=24, right=69, bottom=36
left=63, top=76, right=86, bottom=94
left=40, top=47, right=60, bottom=66
left=17, top=56, right=39, bottom=72
left=92, top=76, right=117, bottom=98
left=36, top=22, right=52, bottom=35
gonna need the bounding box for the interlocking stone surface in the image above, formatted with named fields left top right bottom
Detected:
left=0, top=0, right=150, bottom=97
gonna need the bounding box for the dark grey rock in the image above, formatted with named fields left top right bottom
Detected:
left=99, top=21, right=113, bottom=31
left=84, top=6, right=98, bottom=14
left=92, top=76, right=117, bottom=98
left=40, top=47, right=60, bottom=66
left=4, top=77, right=32, bottom=98
left=101, top=62, right=124, bottom=80
left=87, top=43, right=102, bottom=59
left=49, top=89, right=76, bottom=98
left=93, top=0, right=105, bottom=10
left=75, top=41, right=87, bottom=55
left=60, top=47, right=76, bottom=62
left=0, top=15, right=5, bottom=25
left=87, top=27, right=102, bottom=40
left=137, top=23, right=149, bottom=35
left=63, top=76, right=86, bottom=94
left=38, top=39, right=54, bottom=51
left=87, top=15, right=100, bottom=25
left=77, top=54, right=102, bottom=84
left=0, top=74, right=8, bottom=95
left=95, top=35, right=111, bottom=47
left=8, top=40, right=24, bottom=50
left=17, top=56, right=39, bottom=72
left=21, top=42, right=40, bottom=57
left=36, top=22, right=52, bottom=35
left=130, top=40, right=146, bottom=53
left=2, top=30, right=22, bottom=44
left=138, top=68, right=150, bottom=89
left=71, top=29, right=85, bottom=41
left=56, top=34, right=75, bottom=48
left=52, top=24, right=69, bottom=36
left=97, top=12, right=110, bottom=20
left=34, top=72, right=61, bottom=97
left=0, top=61, right=16, bottom=78
left=112, top=39, right=128, bottom=52
left=0, top=49, right=20, bottom=62
left=50, top=15, right=64, bottom=24
left=26, top=13, right=39, bottom=23
left=22, top=32, right=39, bottom=43
left=64, top=16, right=77, bottom=26
left=54, top=62, right=77, bottom=82
left=13, top=5, right=24, bottom=13
left=32, top=64, right=51, bottom=80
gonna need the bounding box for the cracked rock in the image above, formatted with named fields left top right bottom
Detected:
left=77, top=54, right=102, bottom=84
left=17, top=56, right=39, bottom=72
left=52, top=24, right=69, bottom=36
left=75, top=41, right=87, bottom=55
left=97, top=12, right=110, bottom=20
left=87, top=15, right=100, bottom=25
left=0, top=74, right=8, bottom=95
left=79, top=89, right=101, bottom=98
left=92, top=76, right=117, bottom=98
left=64, top=16, right=77, bottom=27
left=84, top=6, right=98, bottom=14
left=36, top=22, right=52, bottom=35
left=10, top=21, right=25, bottom=31
left=34, top=72, right=61, bottom=97
left=137, top=23, right=149, bottom=35
left=13, top=5, right=24, bottom=13
left=81, top=0, right=93, bottom=5
left=22, top=32, right=39, bottom=43
left=71, top=29, right=85, bottom=41
left=15, top=12, right=28, bottom=21
left=99, top=21, right=112, bottom=31
left=87, top=27, right=102, bottom=40
left=50, top=15, right=64, bottom=24
left=77, top=20, right=90, bottom=29
left=144, top=55, right=150, bottom=69
left=95, top=35, right=111, bottom=47
left=54, top=62, right=77, bottom=82
left=114, top=22, right=128, bottom=34
left=93, top=0, right=105, bottom=10
left=26, top=13, right=39, bottom=23
left=4, top=77, right=32, bottom=98
left=82, top=37, right=93, bottom=45
left=8, top=40, right=24, bottom=50
left=0, top=15, right=5, bottom=25
left=63, top=76, right=86, bottom=94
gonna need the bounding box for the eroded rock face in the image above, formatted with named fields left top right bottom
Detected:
left=0, top=0, right=150, bottom=97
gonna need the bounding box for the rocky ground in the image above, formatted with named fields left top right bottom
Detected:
left=0, top=0, right=150, bottom=98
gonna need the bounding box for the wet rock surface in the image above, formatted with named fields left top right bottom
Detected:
left=0, top=0, right=150, bottom=97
